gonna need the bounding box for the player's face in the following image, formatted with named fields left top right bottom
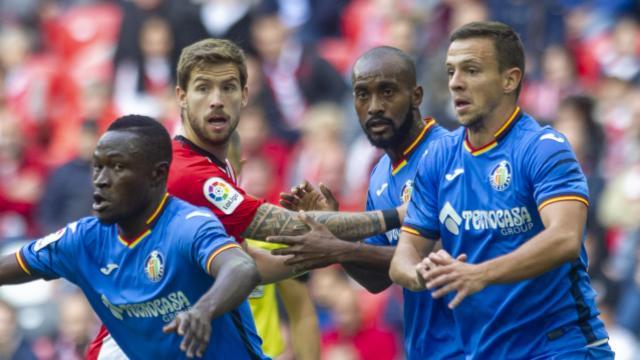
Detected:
left=446, top=38, right=505, bottom=129
left=177, top=62, right=248, bottom=148
left=92, top=131, right=154, bottom=225
left=353, top=61, right=418, bottom=149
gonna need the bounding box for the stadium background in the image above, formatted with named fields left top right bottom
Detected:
left=0, top=0, right=639, bottom=358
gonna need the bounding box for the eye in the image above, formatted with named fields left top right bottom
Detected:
left=446, top=69, right=454, bottom=77
left=113, top=163, right=125, bottom=171
left=383, top=88, right=394, bottom=96
left=467, top=68, right=478, bottom=75
left=223, top=84, right=237, bottom=92
left=197, top=85, right=209, bottom=92
left=355, top=91, right=368, bottom=100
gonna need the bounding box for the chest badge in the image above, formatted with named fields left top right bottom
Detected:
left=489, top=160, right=512, bottom=191
left=400, top=180, right=414, bottom=204
left=145, top=250, right=165, bottom=282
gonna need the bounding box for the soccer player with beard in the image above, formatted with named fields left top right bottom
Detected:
left=390, top=22, right=613, bottom=359
left=88, top=39, right=403, bottom=359
left=0, top=115, right=268, bottom=359
left=268, top=46, right=465, bottom=359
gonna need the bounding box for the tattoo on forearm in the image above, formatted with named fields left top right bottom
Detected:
left=243, top=204, right=386, bottom=241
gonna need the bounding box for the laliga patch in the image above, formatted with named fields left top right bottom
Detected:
left=34, top=227, right=67, bottom=252
left=203, top=177, right=244, bottom=215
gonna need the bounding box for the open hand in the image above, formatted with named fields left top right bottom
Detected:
left=279, top=180, right=339, bottom=211
left=417, top=250, right=480, bottom=309
left=266, top=212, right=344, bottom=272
left=162, top=307, right=211, bottom=358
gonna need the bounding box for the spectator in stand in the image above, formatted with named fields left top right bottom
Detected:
left=113, top=16, right=175, bottom=118
left=0, top=115, right=46, bottom=240
left=37, top=120, right=99, bottom=234
left=251, top=8, right=347, bottom=143
left=52, top=292, right=99, bottom=360
left=320, top=270, right=399, bottom=360
left=0, top=299, right=37, bottom=360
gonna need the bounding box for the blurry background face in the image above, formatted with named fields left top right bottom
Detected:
left=0, top=303, right=16, bottom=349
left=251, top=15, right=288, bottom=64
left=140, top=17, right=172, bottom=59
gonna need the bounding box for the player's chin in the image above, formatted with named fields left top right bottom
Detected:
left=95, top=212, right=118, bottom=225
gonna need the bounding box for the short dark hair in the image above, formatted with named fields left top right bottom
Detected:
left=177, top=38, right=247, bottom=91
left=106, top=115, right=172, bottom=165
left=353, top=46, right=417, bottom=86
left=450, top=21, right=525, bottom=98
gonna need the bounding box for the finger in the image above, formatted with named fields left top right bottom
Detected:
left=266, top=235, right=298, bottom=245
left=301, top=179, right=315, bottom=193
left=449, top=289, right=468, bottom=309
left=196, top=325, right=211, bottom=357
left=272, top=247, right=298, bottom=256
left=186, top=329, right=202, bottom=359
left=415, top=262, right=429, bottom=280
left=162, top=319, right=178, bottom=333
left=278, top=199, right=298, bottom=211
left=180, top=323, right=194, bottom=353
left=319, top=183, right=340, bottom=210
left=421, top=264, right=452, bottom=282
left=429, top=252, right=454, bottom=266
left=456, top=253, right=468, bottom=262
left=298, top=211, right=324, bottom=230
left=279, top=193, right=301, bottom=204
left=431, top=280, right=460, bottom=298
left=436, top=249, right=454, bottom=261
left=426, top=268, right=457, bottom=289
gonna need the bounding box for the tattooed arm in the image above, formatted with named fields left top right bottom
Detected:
left=241, top=203, right=396, bottom=241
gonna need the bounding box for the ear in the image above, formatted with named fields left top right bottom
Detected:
left=412, top=85, right=424, bottom=109
left=150, top=161, right=170, bottom=187
left=241, top=85, right=249, bottom=107
left=503, top=67, right=522, bottom=96
left=176, top=86, right=186, bottom=109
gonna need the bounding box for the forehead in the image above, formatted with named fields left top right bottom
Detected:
left=94, top=131, right=142, bottom=160
left=352, top=57, right=409, bottom=87
left=189, top=62, right=241, bottom=84
left=446, top=38, right=498, bottom=66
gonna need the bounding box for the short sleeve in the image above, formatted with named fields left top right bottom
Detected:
left=19, top=223, right=80, bottom=281
left=364, top=190, right=391, bottom=246
left=183, top=213, right=241, bottom=274
left=402, top=143, right=441, bottom=240
left=171, top=171, right=265, bottom=242
left=525, top=129, right=589, bottom=211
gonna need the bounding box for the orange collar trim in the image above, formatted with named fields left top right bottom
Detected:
left=464, top=107, right=521, bottom=156
left=118, top=193, right=170, bottom=248
left=391, top=118, right=436, bottom=174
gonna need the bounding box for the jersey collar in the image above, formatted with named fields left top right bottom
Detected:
left=118, top=193, right=170, bottom=248
left=463, top=106, right=522, bottom=156
left=175, top=135, right=227, bottom=168
left=391, top=118, right=437, bottom=175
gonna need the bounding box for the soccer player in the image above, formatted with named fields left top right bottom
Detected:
left=1, top=115, right=267, bottom=360
left=89, top=38, right=401, bottom=358
left=389, top=21, right=614, bottom=359
left=268, top=46, right=465, bottom=359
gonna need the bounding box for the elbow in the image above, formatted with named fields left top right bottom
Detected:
left=237, top=258, right=261, bottom=289
left=364, top=280, right=391, bottom=294
left=560, top=231, right=583, bottom=262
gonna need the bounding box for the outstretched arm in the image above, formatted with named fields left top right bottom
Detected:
left=242, top=203, right=398, bottom=242
left=163, top=247, right=260, bottom=358
left=0, top=253, right=39, bottom=285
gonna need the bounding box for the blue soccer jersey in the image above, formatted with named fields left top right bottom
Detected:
left=17, top=194, right=268, bottom=360
left=365, top=119, right=464, bottom=360
left=403, top=107, right=609, bottom=359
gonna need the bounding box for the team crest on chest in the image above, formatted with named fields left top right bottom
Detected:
left=145, top=250, right=165, bottom=282
left=489, top=160, right=512, bottom=191
left=400, top=180, right=414, bottom=204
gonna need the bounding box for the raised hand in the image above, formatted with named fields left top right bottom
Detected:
left=279, top=180, right=339, bottom=211
left=162, top=307, right=211, bottom=358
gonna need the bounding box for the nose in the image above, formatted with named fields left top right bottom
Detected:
left=93, top=167, right=110, bottom=189
left=449, top=70, right=465, bottom=92
left=367, top=94, right=384, bottom=117
left=209, top=88, right=224, bottom=109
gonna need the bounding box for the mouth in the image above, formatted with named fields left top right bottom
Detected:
left=366, top=118, right=393, bottom=134
left=454, top=99, right=471, bottom=113
left=206, top=115, right=229, bottom=131
left=92, top=193, right=110, bottom=212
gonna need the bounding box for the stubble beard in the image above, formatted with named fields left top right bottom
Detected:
left=365, top=105, right=415, bottom=150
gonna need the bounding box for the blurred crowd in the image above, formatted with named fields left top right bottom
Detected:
left=1, top=0, right=640, bottom=359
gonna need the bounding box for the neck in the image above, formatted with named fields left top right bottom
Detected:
left=183, top=123, right=228, bottom=161
left=466, top=101, right=517, bottom=148
left=386, top=114, right=425, bottom=163
left=117, top=190, right=166, bottom=239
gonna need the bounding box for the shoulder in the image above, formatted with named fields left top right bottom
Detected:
left=517, top=114, right=570, bottom=156
left=33, top=217, right=103, bottom=250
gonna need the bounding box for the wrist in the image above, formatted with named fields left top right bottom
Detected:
left=335, top=241, right=360, bottom=263
left=193, top=302, right=215, bottom=320
left=476, top=261, right=494, bottom=286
